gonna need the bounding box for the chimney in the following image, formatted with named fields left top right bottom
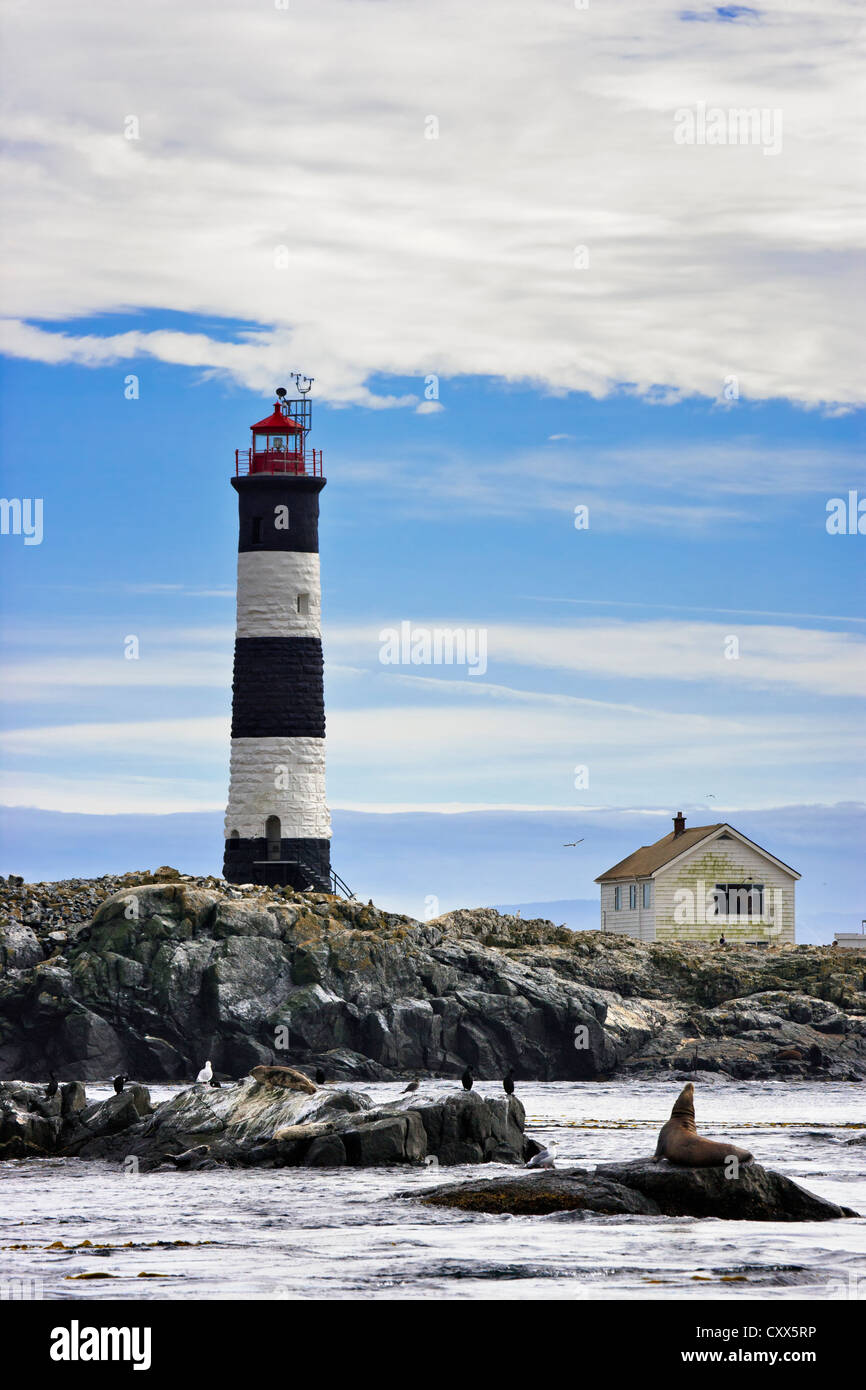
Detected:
left=672, top=811, right=686, bottom=837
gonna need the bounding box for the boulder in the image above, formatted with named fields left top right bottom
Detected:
left=0, top=921, right=44, bottom=971
left=594, top=1157, right=859, bottom=1221
left=62, top=1084, right=153, bottom=1154
left=420, top=1169, right=659, bottom=1216
left=421, top=1158, right=859, bottom=1222
left=0, top=1079, right=65, bottom=1155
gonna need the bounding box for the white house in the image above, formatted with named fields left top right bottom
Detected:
left=595, top=812, right=799, bottom=946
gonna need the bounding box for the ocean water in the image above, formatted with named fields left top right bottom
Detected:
left=1, top=1080, right=863, bottom=1301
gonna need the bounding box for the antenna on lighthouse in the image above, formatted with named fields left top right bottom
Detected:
left=292, top=372, right=314, bottom=395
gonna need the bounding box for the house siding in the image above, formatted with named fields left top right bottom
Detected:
left=600, top=879, right=656, bottom=942
left=653, top=839, right=795, bottom=945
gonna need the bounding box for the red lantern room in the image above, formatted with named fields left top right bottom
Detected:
left=234, top=379, right=323, bottom=477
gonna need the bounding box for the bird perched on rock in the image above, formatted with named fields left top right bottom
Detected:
left=196, top=1060, right=213, bottom=1085
left=503, top=1070, right=515, bottom=1095
left=461, top=1067, right=473, bottom=1091
left=315, top=1067, right=326, bottom=1085
left=45, top=1071, right=58, bottom=1099
left=208, top=1076, right=222, bottom=1088
left=403, top=1079, right=420, bottom=1093
left=112, top=1074, right=128, bottom=1094
left=525, top=1140, right=557, bottom=1170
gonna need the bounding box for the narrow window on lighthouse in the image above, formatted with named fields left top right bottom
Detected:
left=251, top=516, right=264, bottom=544
left=297, top=592, right=310, bottom=616
left=266, top=815, right=281, bottom=861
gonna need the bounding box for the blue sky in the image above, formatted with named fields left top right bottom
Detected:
left=0, top=1, right=863, bottom=934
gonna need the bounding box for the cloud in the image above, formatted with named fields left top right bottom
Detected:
left=330, top=437, right=860, bottom=529
left=329, top=619, right=866, bottom=697
left=1, top=691, right=862, bottom=816
left=0, top=0, right=863, bottom=407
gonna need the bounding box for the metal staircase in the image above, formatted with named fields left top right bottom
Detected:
left=330, top=869, right=355, bottom=899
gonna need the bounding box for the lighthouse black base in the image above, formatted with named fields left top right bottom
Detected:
left=223, top=836, right=332, bottom=892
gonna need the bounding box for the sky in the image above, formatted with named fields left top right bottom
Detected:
left=0, top=0, right=863, bottom=934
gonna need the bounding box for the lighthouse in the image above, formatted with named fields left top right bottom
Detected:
left=223, top=379, right=332, bottom=891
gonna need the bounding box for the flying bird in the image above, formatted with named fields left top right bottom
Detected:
left=563, top=839, right=584, bottom=847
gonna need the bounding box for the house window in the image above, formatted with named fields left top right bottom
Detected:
left=614, top=886, right=622, bottom=910
left=251, top=516, right=264, bottom=544
left=713, top=883, right=764, bottom=917
left=629, top=885, right=637, bottom=910
left=642, top=882, right=651, bottom=909
left=297, top=592, right=310, bottom=616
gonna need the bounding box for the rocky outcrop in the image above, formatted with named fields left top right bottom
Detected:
left=0, top=1078, right=149, bottom=1158
left=419, top=1169, right=659, bottom=1216
left=1, top=873, right=864, bottom=1082
left=0, top=1075, right=529, bottom=1169
left=420, top=1159, right=859, bottom=1222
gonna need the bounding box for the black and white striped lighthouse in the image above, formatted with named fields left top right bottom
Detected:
left=223, top=379, right=331, bottom=891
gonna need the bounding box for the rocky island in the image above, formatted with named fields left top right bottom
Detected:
left=1, top=868, right=864, bottom=1083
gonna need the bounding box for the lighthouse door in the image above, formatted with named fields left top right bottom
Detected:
left=266, top=816, right=281, bottom=860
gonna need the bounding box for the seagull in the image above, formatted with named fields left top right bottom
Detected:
left=196, top=1060, right=213, bottom=1085
left=525, top=1140, right=558, bottom=1170
left=563, top=840, right=584, bottom=847
left=112, top=1074, right=128, bottom=1094
left=402, top=1079, right=420, bottom=1093
left=461, top=1067, right=474, bottom=1091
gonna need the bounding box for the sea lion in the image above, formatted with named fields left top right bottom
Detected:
left=776, top=1047, right=804, bottom=1061
left=249, top=1064, right=316, bottom=1094
left=653, top=1083, right=753, bottom=1167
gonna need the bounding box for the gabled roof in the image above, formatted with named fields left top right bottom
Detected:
left=595, top=823, right=800, bottom=883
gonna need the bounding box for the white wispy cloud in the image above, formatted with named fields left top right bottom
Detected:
left=1, top=616, right=862, bottom=700
left=0, top=0, right=863, bottom=406
left=328, top=619, right=866, bottom=697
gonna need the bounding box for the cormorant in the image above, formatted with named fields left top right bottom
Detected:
left=112, top=1074, right=128, bottom=1094
left=315, top=1067, right=326, bottom=1085
left=402, top=1079, right=420, bottom=1093
left=46, top=1071, right=58, bottom=1099
left=208, top=1076, right=222, bottom=1088
left=503, top=1070, right=515, bottom=1095
left=461, top=1067, right=473, bottom=1091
